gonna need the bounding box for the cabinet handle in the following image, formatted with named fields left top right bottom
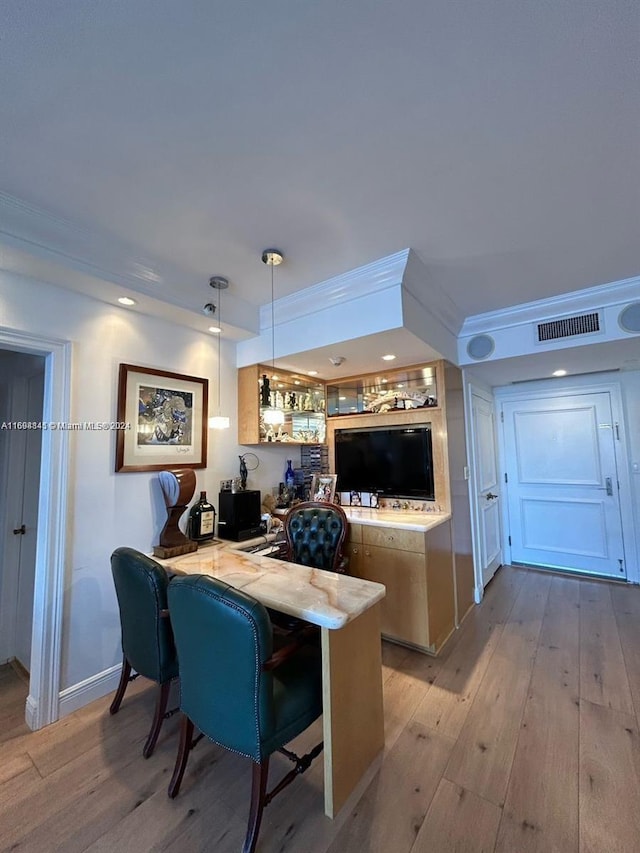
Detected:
left=365, top=550, right=370, bottom=557
left=352, top=547, right=358, bottom=554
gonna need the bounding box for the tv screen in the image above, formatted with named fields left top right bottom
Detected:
left=335, top=425, right=435, bottom=500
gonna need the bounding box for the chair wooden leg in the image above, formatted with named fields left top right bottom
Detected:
left=244, top=758, right=269, bottom=853
left=143, top=679, right=171, bottom=758
left=168, top=715, right=194, bottom=798
left=109, top=656, right=131, bottom=715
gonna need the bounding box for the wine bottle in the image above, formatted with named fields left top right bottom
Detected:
left=189, top=491, right=216, bottom=541
left=285, top=460, right=295, bottom=491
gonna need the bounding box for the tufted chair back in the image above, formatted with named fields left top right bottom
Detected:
left=284, top=501, right=348, bottom=573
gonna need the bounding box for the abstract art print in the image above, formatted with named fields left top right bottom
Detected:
left=116, top=364, right=208, bottom=472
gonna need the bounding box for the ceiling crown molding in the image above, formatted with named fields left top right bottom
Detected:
left=0, top=191, right=258, bottom=335
left=460, top=274, right=640, bottom=337
left=0, top=190, right=165, bottom=291
left=259, top=248, right=411, bottom=330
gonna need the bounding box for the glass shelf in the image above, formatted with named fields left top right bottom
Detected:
left=259, top=409, right=326, bottom=444
left=326, top=365, right=437, bottom=417
left=258, top=370, right=326, bottom=444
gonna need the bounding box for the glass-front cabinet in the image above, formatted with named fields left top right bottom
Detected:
left=237, top=364, right=326, bottom=445
left=325, top=364, right=437, bottom=417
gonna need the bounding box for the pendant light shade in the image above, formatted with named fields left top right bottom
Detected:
left=262, top=249, right=285, bottom=427
left=208, top=276, right=230, bottom=430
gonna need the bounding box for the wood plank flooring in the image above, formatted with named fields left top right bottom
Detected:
left=1, top=565, right=639, bottom=852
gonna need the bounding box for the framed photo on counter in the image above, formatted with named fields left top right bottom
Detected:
left=311, top=473, right=337, bottom=503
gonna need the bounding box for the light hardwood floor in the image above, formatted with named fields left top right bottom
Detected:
left=1, top=565, right=639, bottom=852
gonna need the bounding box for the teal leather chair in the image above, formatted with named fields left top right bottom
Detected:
left=284, top=501, right=348, bottom=573
left=167, top=574, right=323, bottom=853
left=110, top=547, right=179, bottom=758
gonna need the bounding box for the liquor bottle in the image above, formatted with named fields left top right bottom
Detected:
left=189, top=491, right=216, bottom=541
left=285, top=460, right=295, bottom=491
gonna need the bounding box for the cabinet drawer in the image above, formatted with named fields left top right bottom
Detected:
left=363, top=525, right=425, bottom=553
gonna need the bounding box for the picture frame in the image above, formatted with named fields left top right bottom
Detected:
left=310, top=473, right=337, bottom=504
left=115, top=363, right=208, bottom=472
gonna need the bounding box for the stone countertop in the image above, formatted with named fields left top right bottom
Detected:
left=341, top=507, right=451, bottom=532
left=161, top=546, right=386, bottom=630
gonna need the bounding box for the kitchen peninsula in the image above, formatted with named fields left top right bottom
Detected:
left=161, top=542, right=386, bottom=819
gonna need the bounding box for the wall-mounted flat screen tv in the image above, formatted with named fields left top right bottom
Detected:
left=335, top=424, right=435, bottom=500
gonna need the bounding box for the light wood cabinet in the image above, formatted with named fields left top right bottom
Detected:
left=347, top=520, right=455, bottom=654
left=237, top=364, right=326, bottom=445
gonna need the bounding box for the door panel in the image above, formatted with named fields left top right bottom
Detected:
left=513, top=406, right=602, bottom=484
left=503, top=392, right=625, bottom=578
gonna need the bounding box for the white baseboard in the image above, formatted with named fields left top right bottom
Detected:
left=25, top=694, right=39, bottom=730
left=58, top=663, right=122, bottom=718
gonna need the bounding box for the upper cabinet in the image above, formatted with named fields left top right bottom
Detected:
left=237, top=364, right=326, bottom=445
left=325, top=364, right=438, bottom=417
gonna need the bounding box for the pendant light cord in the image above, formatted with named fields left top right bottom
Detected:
left=217, top=289, right=222, bottom=414
left=271, top=261, right=275, bottom=371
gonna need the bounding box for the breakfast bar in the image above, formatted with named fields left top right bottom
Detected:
left=162, top=545, right=386, bottom=819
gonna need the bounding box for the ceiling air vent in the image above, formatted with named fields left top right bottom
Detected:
left=537, top=311, right=600, bottom=343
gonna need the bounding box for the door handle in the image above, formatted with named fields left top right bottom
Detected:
left=485, top=493, right=498, bottom=500
left=605, top=477, right=613, bottom=496
left=13, top=524, right=26, bottom=535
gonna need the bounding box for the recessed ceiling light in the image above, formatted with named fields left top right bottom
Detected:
left=397, top=384, right=404, bottom=388
left=208, top=325, right=221, bottom=334
left=308, top=370, right=318, bottom=376
left=552, top=369, right=567, bottom=377
left=381, top=378, right=388, bottom=384
left=339, top=396, right=346, bottom=401
left=382, top=354, right=396, bottom=361
left=294, top=380, right=301, bottom=385
left=118, top=296, right=136, bottom=306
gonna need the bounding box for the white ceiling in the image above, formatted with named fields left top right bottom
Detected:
left=1, top=1, right=639, bottom=382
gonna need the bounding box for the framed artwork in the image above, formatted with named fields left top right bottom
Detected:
left=115, top=363, right=208, bottom=472
left=310, top=473, right=337, bottom=504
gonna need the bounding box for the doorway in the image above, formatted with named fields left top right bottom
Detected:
left=0, top=352, right=45, bottom=674
left=501, top=390, right=627, bottom=579
left=0, top=328, right=70, bottom=730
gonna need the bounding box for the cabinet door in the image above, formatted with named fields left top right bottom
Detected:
left=344, top=542, right=364, bottom=576
left=356, top=545, right=429, bottom=648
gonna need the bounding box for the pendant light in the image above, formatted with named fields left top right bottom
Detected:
left=262, top=249, right=285, bottom=426
left=208, top=276, right=230, bottom=430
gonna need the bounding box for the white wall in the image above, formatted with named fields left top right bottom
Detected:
left=0, top=271, right=294, bottom=696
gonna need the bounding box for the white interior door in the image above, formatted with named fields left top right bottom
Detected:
left=14, top=372, right=44, bottom=669
left=502, top=392, right=626, bottom=579
left=471, top=390, right=502, bottom=587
